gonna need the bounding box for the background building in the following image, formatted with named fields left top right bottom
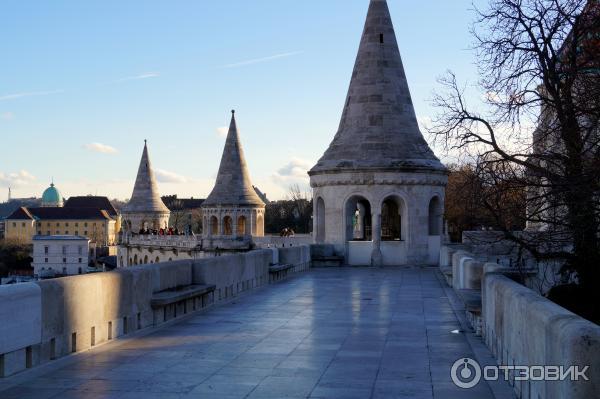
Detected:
left=31, top=235, right=90, bottom=277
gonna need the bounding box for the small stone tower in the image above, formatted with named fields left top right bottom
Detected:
left=122, top=141, right=170, bottom=232
left=202, top=111, right=265, bottom=239
left=309, top=0, right=447, bottom=266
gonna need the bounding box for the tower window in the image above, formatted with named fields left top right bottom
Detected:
left=380, top=33, right=384, bottom=44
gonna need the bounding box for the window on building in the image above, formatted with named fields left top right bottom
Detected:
left=44, top=258, right=48, bottom=263
left=75, top=222, right=79, bottom=227
left=75, top=231, right=79, bottom=236
left=63, top=258, right=67, bottom=263
left=44, top=246, right=49, bottom=254
left=84, top=231, right=88, bottom=236
left=37, top=231, right=42, bottom=235
left=65, top=231, right=68, bottom=235
left=78, top=267, right=82, bottom=274
left=55, top=231, right=59, bottom=235
left=66, top=222, right=69, bottom=227
left=78, top=246, right=83, bottom=255
left=12, top=222, right=16, bottom=227
left=78, top=258, right=82, bottom=263
left=84, top=223, right=88, bottom=227
left=62, top=246, right=67, bottom=255
left=21, top=222, right=25, bottom=227
left=56, top=223, right=59, bottom=227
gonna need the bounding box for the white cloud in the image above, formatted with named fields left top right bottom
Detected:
left=0, top=112, right=14, bottom=120
left=116, top=72, right=160, bottom=82
left=216, top=126, right=229, bottom=138
left=222, top=51, right=303, bottom=68
left=417, top=116, right=433, bottom=131
left=0, top=90, right=64, bottom=102
left=271, top=157, right=313, bottom=189
left=277, top=157, right=313, bottom=178
left=84, top=142, right=118, bottom=154
left=154, top=169, right=189, bottom=184
left=0, top=170, right=36, bottom=188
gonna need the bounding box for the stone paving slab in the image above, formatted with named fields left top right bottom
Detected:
left=0, top=267, right=515, bottom=399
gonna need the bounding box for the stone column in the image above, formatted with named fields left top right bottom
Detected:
left=233, top=209, right=238, bottom=239
left=218, top=211, right=224, bottom=236
left=371, top=212, right=383, bottom=267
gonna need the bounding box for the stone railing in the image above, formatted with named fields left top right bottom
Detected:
left=254, top=234, right=313, bottom=248
left=123, top=234, right=200, bottom=249
left=0, top=246, right=311, bottom=378
left=440, top=244, right=600, bottom=399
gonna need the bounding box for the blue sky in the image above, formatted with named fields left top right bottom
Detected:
left=0, top=0, right=487, bottom=201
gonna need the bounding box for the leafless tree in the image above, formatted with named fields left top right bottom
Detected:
left=430, top=0, right=599, bottom=319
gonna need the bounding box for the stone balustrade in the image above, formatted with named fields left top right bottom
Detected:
left=440, top=244, right=600, bottom=399
left=0, top=246, right=311, bottom=378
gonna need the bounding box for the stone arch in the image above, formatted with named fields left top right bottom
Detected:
left=210, top=216, right=219, bottom=236
left=133, top=254, right=138, bottom=265
left=345, top=195, right=372, bottom=241
left=237, top=216, right=247, bottom=236
left=316, top=197, right=326, bottom=243
left=428, top=196, right=443, bottom=236
left=143, top=255, right=148, bottom=264
left=223, top=216, right=233, bottom=236
left=381, top=195, right=408, bottom=241
left=155, top=256, right=160, bottom=263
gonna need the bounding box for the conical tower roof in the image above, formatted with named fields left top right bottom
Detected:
left=123, top=141, right=169, bottom=213
left=310, top=0, right=444, bottom=175
left=203, top=111, right=265, bottom=207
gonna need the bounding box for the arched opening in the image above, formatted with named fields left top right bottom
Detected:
left=345, top=196, right=372, bottom=241
left=382, top=196, right=406, bottom=241
left=316, top=197, right=326, bottom=243
left=428, top=196, right=443, bottom=236
left=237, top=216, right=247, bottom=236
left=143, top=255, right=148, bottom=264
left=223, top=216, right=233, bottom=236
left=155, top=256, right=160, bottom=263
left=133, top=254, right=138, bottom=265
left=210, top=216, right=219, bottom=236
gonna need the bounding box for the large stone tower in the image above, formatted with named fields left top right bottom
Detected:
left=122, top=141, right=170, bottom=233
left=309, top=0, right=447, bottom=266
left=202, top=111, right=266, bottom=239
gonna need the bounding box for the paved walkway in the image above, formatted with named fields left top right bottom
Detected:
left=0, top=268, right=514, bottom=399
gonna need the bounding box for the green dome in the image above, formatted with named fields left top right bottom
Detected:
left=42, top=183, right=63, bottom=207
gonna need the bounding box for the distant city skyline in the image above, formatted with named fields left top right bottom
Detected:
left=0, top=0, right=486, bottom=201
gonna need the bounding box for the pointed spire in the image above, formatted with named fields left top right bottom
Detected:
left=310, top=0, right=444, bottom=174
left=123, top=141, right=169, bottom=213
left=203, top=111, right=265, bottom=207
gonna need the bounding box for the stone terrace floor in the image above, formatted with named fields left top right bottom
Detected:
left=0, top=267, right=515, bottom=399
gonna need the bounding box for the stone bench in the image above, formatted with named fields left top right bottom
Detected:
left=312, top=256, right=345, bottom=268
left=440, top=265, right=453, bottom=286
left=269, top=264, right=294, bottom=283
left=151, top=284, right=216, bottom=325
left=456, top=289, right=483, bottom=336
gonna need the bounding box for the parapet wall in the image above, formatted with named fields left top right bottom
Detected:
left=441, top=244, right=600, bottom=399
left=0, top=246, right=311, bottom=378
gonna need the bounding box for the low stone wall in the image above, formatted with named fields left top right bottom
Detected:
left=0, top=246, right=311, bottom=378
left=440, top=243, right=600, bottom=399
left=483, top=273, right=600, bottom=399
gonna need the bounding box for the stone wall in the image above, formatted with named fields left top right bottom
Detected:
left=440, top=244, right=600, bottom=399
left=0, top=246, right=311, bottom=378
left=483, top=273, right=600, bottom=399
